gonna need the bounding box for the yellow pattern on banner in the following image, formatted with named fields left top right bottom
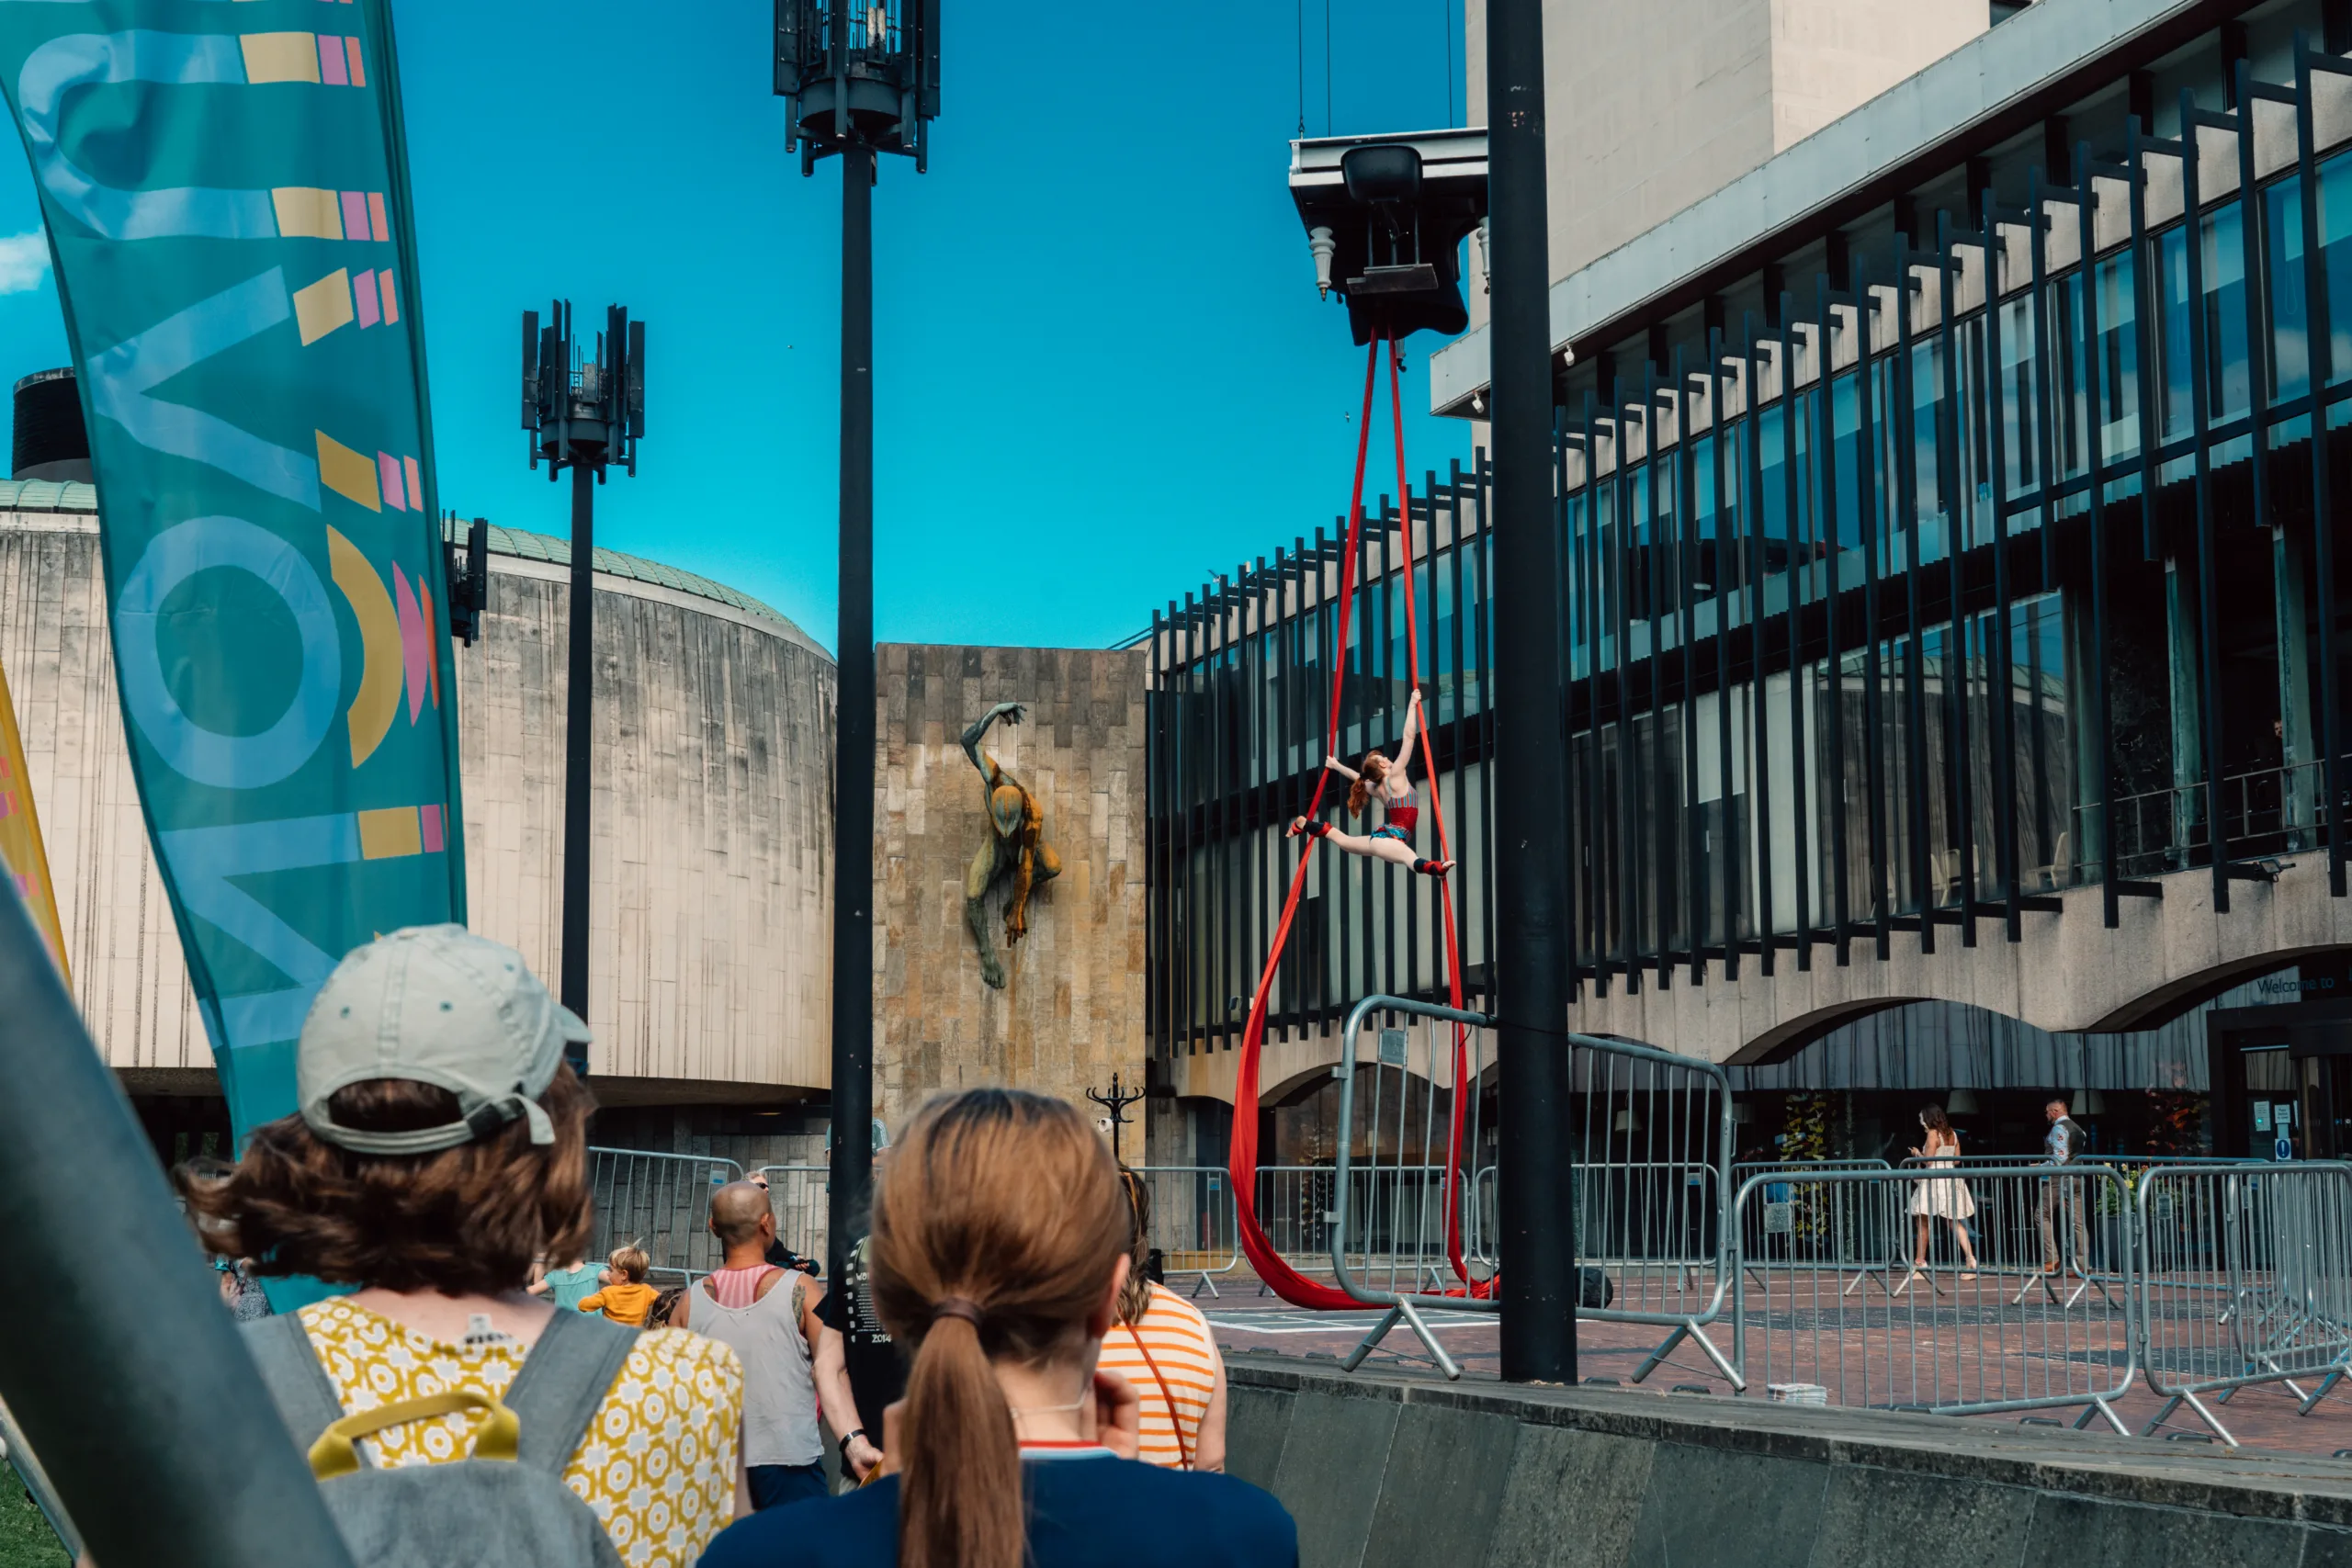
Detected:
left=0, top=653, right=67, bottom=979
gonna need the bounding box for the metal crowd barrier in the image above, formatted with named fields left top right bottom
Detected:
left=756, top=1164, right=831, bottom=1269
left=1733, top=1159, right=1891, bottom=1291
left=1731, top=1165, right=2140, bottom=1431
left=1327, top=995, right=1739, bottom=1389
left=1128, top=1165, right=1244, bottom=1294
left=1467, top=1163, right=1498, bottom=1269
left=585, top=1147, right=744, bottom=1280
left=2135, top=1162, right=2352, bottom=1444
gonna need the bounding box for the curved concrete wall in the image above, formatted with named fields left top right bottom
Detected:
left=0, top=502, right=834, bottom=1101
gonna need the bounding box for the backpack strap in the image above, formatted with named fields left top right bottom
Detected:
left=503, top=1307, right=641, bottom=1476
left=242, top=1312, right=353, bottom=1464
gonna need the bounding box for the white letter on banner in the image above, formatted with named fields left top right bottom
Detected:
left=160, top=813, right=358, bottom=1050
left=14, top=30, right=277, bottom=240
left=84, top=269, right=322, bottom=509
left=115, top=516, right=340, bottom=789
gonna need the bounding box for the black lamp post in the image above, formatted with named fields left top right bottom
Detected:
left=1484, top=0, right=1575, bottom=1383
left=775, top=0, right=939, bottom=1288
left=522, top=300, right=645, bottom=1074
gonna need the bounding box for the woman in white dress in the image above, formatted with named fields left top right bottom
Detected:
left=1908, top=1103, right=1979, bottom=1278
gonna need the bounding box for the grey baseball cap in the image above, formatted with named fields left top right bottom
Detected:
left=297, top=924, right=589, bottom=1155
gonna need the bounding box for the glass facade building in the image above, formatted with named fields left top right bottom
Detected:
left=1147, top=3, right=2352, bottom=1159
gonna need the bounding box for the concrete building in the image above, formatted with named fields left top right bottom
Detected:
left=1465, top=0, right=1992, bottom=293
left=1149, top=0, right=2352, bottom=1169
left=0, top=483, right=836, bottom=1160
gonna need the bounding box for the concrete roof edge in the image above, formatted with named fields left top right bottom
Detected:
left=0, top=484, right=825, bottom=659
left=1427, top=0, right=2202, bottom=417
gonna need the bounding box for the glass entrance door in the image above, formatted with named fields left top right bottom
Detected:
left=2245, top=1044, right=2299, bottom=1159
left=2304, top=1053, right=2352, bottom=1162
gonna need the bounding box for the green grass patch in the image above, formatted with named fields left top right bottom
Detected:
left=0, top=1472, right=68, bottom=1568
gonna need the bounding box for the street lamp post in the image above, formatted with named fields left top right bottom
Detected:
left=522, top=301, right=645, bottom=1074
left=1483, top=0, right=1576, bottom=1382
left=774, top=0, right=940, bottom=1286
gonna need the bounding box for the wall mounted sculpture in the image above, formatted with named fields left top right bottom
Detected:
left=960, top=702, right=1059, bottom=988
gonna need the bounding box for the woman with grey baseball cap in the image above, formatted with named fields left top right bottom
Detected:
left=179, top=925, right=750, bottom=1568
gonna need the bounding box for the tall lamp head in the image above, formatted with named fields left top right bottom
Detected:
left=774, top=0, right=941, bottom=172
left=521, top=300, right=645, bottom=479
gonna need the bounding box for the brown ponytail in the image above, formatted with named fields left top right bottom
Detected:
left=1116, top=1166, right=1152, bottom=1325
left=1347, top=752, right=1388, bottom=818
left=870, top=1089, right=1130, bottom=1568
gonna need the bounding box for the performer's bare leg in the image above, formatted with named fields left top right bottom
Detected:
left=1286, top=818, right=1453, bottom=876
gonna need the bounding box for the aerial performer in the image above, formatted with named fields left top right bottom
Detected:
left=1285, top=688, right=1455, bottom=877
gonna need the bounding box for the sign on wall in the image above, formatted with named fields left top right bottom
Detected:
left=0, top=2, right=463, bottom=1135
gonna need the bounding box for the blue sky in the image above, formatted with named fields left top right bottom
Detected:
left=0, top=0, right=1475, bottom=652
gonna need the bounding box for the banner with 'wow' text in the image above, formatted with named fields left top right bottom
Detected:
left=0, top=1, right=464, bottom=1135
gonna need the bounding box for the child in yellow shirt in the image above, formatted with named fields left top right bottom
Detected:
left=578, top=1244, right=661, bottom=1326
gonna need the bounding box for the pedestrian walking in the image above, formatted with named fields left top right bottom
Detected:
left=579, top=1245, right=661, bottom=1326
left=2039, top=1097, right=2093, bottom=1276
left=177, top=925, right=747, bottom=1568
left=1095, top=1168, right=1226, bottom=1470
left=1905, top=1104, right=1978, bottom=1280
left=698, top=1088, right=1298, bottom=1568
left=673, top=1181, right=831, bottom=1511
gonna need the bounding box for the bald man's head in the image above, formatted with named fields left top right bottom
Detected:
left=709, top=1180, right=775, bottom=1247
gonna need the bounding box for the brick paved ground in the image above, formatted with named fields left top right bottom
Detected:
left=1193, top=1265, right=2352, bottom=1461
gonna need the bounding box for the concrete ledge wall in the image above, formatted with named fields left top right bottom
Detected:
left=1226, top=1358, right=2352, bottom=1568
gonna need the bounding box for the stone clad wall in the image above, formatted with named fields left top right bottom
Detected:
left=874, top=644, right=1148, bottom=1134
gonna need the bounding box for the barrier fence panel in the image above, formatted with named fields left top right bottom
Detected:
left=586, top=1147, right=743, bottom=1281
left=1129, top=1165, right=1242, bottom=1295
left=756, top=1165, right=830, bottom=1269
left=1468, top=1163, right=1498, bottom=1269
left=1731, top=1165, right=2139, bottom=1431
left=1733, top=1160, right=1891, bottom=1293
left=2136, top=1162, right=2352, bottom=1444
left=1327, top=995, right=1739, bottom=1389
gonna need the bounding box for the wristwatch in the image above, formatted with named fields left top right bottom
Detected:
left=844, top=1427, right=867, bottom=1447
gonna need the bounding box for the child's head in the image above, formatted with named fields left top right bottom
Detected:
left=608, top=1244, right=650, bottom=1283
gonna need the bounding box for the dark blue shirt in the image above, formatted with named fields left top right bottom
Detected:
left=699, top=1449, right=1297, bottom=1568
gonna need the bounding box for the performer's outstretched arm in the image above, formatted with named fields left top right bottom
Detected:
left=960, top=702, right=1025, bottom=775
left=1391, top=688, right=1425, bottom=779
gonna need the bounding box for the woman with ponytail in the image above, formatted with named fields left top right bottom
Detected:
left=700, top=1089, right=1295, bottom=1568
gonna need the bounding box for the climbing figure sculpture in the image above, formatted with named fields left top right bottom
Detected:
left=961, top=702, right=1060, bottom=989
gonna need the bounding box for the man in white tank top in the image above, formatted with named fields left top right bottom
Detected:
left=677, top=1181, right=831, bottom=1509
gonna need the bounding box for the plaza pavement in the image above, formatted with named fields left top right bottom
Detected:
left=1196, top=1279, right=2352, bottom=1461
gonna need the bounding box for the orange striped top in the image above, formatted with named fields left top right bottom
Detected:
left=1095, top=1282, right=1220, bottom=1468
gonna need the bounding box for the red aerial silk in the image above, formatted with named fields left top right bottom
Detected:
left=1223, top=333, right=1486, bottom=1308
